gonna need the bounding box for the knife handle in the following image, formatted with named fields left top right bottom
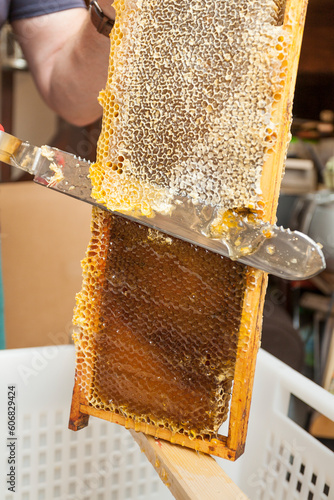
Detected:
left=0, top=130, right=22, bottom=164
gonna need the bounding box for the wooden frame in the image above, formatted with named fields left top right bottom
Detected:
left=69, top=0, right=308, bottom=460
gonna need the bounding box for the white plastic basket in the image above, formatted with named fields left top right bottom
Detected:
left=219, top=349, right=334, bottom=500
left=1, top=346, right=333, bottom=500
left=0, top=345, right=173, bottom=500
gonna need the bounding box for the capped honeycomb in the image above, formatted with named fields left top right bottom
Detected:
left=90, top=0, right=289, bottom=221
left=73, top=209, right=250, bottom=438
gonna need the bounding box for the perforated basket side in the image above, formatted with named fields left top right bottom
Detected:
left=219, top=349, right=334, bottom=500
left=0, top=346, right=173, bottom=500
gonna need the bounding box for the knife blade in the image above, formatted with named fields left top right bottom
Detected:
left=0, top=130, right=325, bottom=280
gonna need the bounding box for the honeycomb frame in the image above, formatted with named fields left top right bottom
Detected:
left=69, top=0, right=308, bottom=460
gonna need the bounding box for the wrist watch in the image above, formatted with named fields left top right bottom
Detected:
left=89, top=1, right=115, bottom=37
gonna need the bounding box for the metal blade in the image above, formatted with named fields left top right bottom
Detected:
left=30, top=144, right=325, bottom=280
left=1, top=131, right=325, bottom=280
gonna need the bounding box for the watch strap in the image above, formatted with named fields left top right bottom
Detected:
left=89, top=1, right=115, bottom=37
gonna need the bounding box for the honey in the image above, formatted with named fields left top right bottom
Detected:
left=74, top=211, right=248, bottom=438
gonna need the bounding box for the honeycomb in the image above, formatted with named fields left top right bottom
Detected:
left=72, top=0, right=293, bottom=441
left=74, top=209, right=250, bottom=437
left=90, top=0, right=289, bottom=221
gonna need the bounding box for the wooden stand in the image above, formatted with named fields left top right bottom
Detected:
left=129, top=431, right=249, bottom=499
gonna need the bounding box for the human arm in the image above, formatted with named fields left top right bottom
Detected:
left=11, top=2, right=115, bottom=126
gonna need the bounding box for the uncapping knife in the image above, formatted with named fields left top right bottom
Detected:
left=0, top=130, right=325, bottom=280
